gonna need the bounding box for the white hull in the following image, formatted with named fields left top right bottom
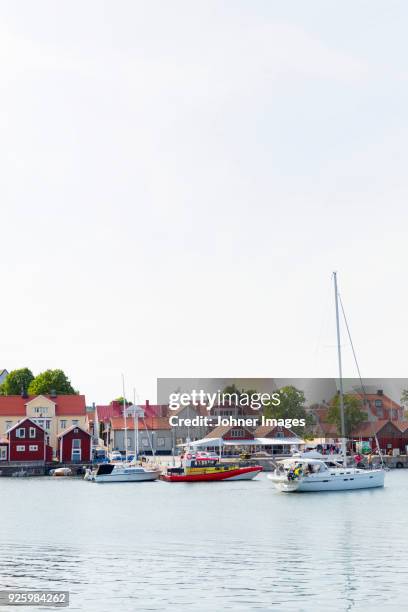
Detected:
left=86, top=464, right=161, bottom=483
left=227, top=469, right=263, bottom=481
left=269, top=468, right=385, bottom=492
left=94, top=470, right=160, bottom=483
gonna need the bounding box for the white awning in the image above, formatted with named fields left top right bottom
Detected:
left=184, top=436, right=304, bottom=448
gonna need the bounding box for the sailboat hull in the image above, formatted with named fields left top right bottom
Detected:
left=269, top=468, right=385, bottom=493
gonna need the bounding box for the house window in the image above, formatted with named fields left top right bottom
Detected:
left=157, top=437, right=165, bottom=447
left=377, top=407, right=383, bottom=418
left=72, top=439, right=81, bottom=449
left=29, top=427, right=36, bottom=439
left=35, top=407, right=48, bottom=414
left=0, top=447, right=7, bottom=460
left=16, top=428, right=25, bottom=438
left=276, top=431, right=284, bottom=438
left=142, top=438, right=149, bottom=447
left=29, top=445, right=38, bottom=451
left=72, top=420, right=79, bottom=426
left=5, top=421, right=12, bottom=431
left=60, top=420, right=67, bottom=429
left=16, top=445, right=25, bottom=452
left=45, top=420, right=51, bottom=430
left=375, top=400, right=383, bottom=407
left=231, top=428, right=245, bottom=438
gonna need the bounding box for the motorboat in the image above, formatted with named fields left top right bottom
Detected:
left=160, top=450, right=263, bottom=482
left=268, top=457, right=384, bottom=492
left=84, top=462, right=160, bottom=483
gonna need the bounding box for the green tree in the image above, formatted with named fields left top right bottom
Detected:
left=28, top=369, right=77, bottom=395
left=112, top=397, right=131, bottom=406
left=327, top=393, right=366, bottom=437
left=0, top=368, right=34, bottom=395
left=263, top=385, right=314, bottom=436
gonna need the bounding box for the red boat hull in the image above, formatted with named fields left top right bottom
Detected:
left=160, top=465, right=263, bottom=482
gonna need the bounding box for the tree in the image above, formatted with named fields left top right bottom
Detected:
left=263, top=385, right=314, bottom=436
left=28, top=369, right=77, bottom=395
left=0, top=368, right=34, bottom=395
left=112, top=397, right=131, bottom=406
left=327, top=393, right=366, bottom=437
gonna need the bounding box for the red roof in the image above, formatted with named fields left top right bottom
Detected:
left=7, top=417, right=46, bottom=434
left=143, top=404, right=168, bottom=418
left=96, top=402, right=123, bottom=422
left=352, top=420, right=407, bottom=437
left=58, top=424, right=91, bottom=438
left=0, top=395, right=86, bottom=416
left=110, top=416, right=171, bottom=430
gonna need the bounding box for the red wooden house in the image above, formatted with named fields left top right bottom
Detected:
left=58, top=425, right=92, bottom=463
left=7, top=418, right=53, bottom=462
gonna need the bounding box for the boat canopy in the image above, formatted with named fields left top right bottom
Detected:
left=277, top=458, right=328, bottom=466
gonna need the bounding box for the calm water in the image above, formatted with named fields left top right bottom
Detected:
left=0, top=471, right=407, bottom=612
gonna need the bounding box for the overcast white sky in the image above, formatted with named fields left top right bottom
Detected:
left=1, top=1, right=407, bottom=404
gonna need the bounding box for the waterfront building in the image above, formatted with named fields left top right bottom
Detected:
left=94, top=401, right=169, bottom=450
left=351, top=420, right=408, bottom=455
left=7, top=417, right=53, bottom=462
left=351, top=388, right=405, bottom=421
left=58, top=425, right=92, bottom=463
left=0, top=394, right=88, bottom=458
left=109, top=416, right=172, bottom=455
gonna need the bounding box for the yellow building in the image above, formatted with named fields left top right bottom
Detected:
left=0, top=394, right=88, bottom=457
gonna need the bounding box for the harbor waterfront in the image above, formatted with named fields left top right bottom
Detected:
left=1, top=472, right=408, bottom=611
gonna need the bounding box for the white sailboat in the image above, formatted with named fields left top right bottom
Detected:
left=268, top=272, right=386, bottom=493
left=85, top=379, right=160, bottom=483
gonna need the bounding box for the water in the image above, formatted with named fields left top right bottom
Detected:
left=0, top=471, right=407, bottom=612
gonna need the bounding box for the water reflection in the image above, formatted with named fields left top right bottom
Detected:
left=0, top=473, right=407, bottom=610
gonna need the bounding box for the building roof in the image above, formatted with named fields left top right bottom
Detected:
left=351, top=420, right=407, bottom=437
left=0, top=437, right=9, bottom=444
left=254, top=425, right=296, bottom=438
left=143, top=404, right=169, bottom=418
left=172, top=404, right=209, bottom=417
left=110, top=416, right=171, bottom=431
left=57, top=424, right=91, bottom=438
left=0, top=395, right=86, bottom=416
left=205, top=425, right=254, bottom=439
left=96, top=402, right=123, bottom=422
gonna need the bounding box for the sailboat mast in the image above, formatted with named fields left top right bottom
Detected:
left=122, top=374, right=128, bottom=462
left=133, top=388, right=139, bottom=461
left=333, top=272, right=347, bottom=466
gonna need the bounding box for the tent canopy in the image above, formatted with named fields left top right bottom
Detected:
left=182, top=436, right=305, bottom=448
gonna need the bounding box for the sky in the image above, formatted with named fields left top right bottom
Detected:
left=1, top=1, right=408, bottom=404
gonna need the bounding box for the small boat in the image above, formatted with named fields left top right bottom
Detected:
left=51, top=467, right=72, bottom=477
left=85, top=462, right=160, bottom=483
left=268, top=457, right=384, bottom=492
left=160, top=451, right=263, bottom=482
